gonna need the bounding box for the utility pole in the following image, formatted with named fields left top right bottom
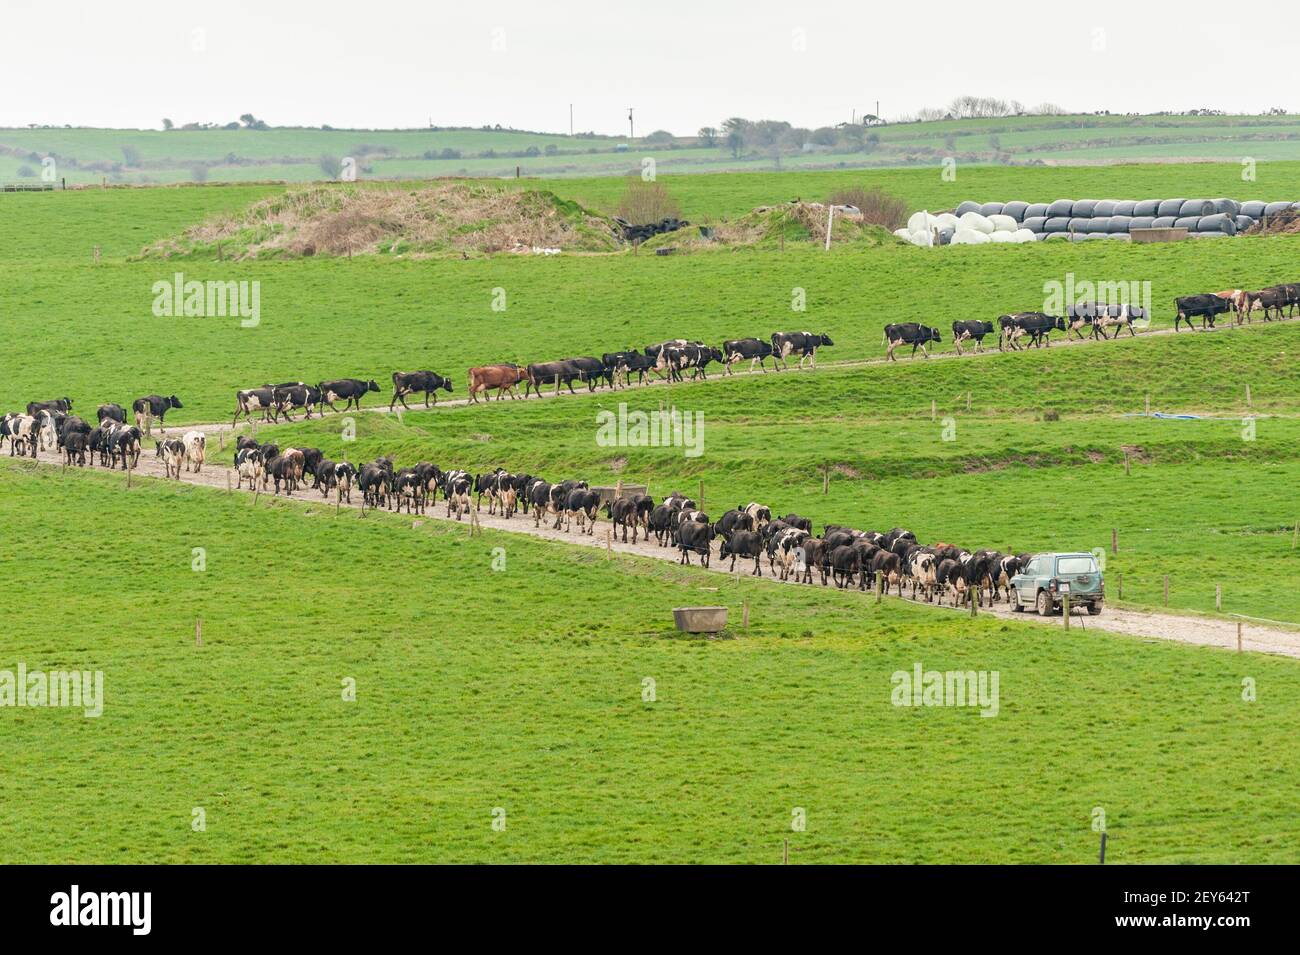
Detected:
left=627, top=107, right=634, bottom=141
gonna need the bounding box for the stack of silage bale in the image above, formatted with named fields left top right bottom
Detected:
left=947, top=197, right=1300, bottom=241
left=894, top=209, right=1036, bottom=247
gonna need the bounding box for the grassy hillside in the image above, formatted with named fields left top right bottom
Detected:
left=5, top=114, right=1300, bottom=185
left=3, top=462, right=1298, bottom=863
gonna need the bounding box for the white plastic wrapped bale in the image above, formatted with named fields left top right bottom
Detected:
left=988, top=231, right=1016, bottom=243
left=935, top=212, right=960, bottom=230
left=958, top=211, right=994, bottom=234
left=951, top=228, right=990, bottom=245
left=1012, top=229, right=1038, bottom=243
left=988, top=214, right=1018, bottom=233
left=908, top=229, right=933, bottom=247
left=893, top=228, right=911, bottom=240
left=907, top=210, right=938, bottom=233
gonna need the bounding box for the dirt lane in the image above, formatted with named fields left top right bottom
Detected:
left=16, top=438, right=1300, bottom=660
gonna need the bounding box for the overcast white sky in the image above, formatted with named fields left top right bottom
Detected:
left=5, top=0, right=1296, bottom=133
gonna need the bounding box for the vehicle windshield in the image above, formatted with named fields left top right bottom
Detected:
left=1057, top=556, right=1097, bottom=575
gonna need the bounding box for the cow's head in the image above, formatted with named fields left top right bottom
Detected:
left=168, top=395, right=183, bottom=408
left=154, top=441, right=164, bottom=457
left=929, top=328, right=942, bottom=342
left=441, top=377, right=453, bottom=392
left=818, top=334, right=834, bottom=346
left=1054, top=317, right=1067, bottom=331
left=366, top=380, right=380, bottom=392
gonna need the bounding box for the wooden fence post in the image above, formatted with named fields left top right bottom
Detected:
left=969, top=587, right=977, bottom=617
left=822, top=465, right=829, bottom=495
left=1111, top=528, right=1117, bottom=554
left=742, top=598, right=750, bottom=629
left=195, top=618, right=203, bottom=647
left=1215, top=583, right=1222, bottom=612
left=605, top=528, right=612, bottom=559
left=1124, top=451, right=1130, bottom=476
left=1117, top=573, right=1123, bottom=599
left=1237, top=621, right=1243, bottom=652
left=875, top=575, right=883, bottom=605
left=698, top=479, right=704, bottom=511
left=1163, top=575, right=1169, bottom=607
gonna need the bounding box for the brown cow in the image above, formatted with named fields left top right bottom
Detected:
left=468, top=364, right=528, bottom=403
left=1213, top=289, right=1250, bottom=324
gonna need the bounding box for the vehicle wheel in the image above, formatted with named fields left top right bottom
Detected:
left=1036, top=590, right=1054, bottom=617
left=1011, top=590, right=1025, bottom=612
left=1087, top=602, right=1103, bottom=616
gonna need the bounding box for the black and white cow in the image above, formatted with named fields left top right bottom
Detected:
left=96, top=403, right=126, bottom=424
left=660, top=344, right=723, bottom=381
left=390, top=371, right=453, bottom=410
left=132, top=395, right=182, bottom=431
left=27, top=397, right=72, bottom=416
left=771, top=332, right=833, bottom=370
left=234, top=447, right=263, bottom=489
left=677, top=520, right=715, bottom=568
left=2, top=413, right=37, bottom=457
left=233, top=387, right=277, bottom=425
left=999, top=312, right=1063, bottom=351
left=564, top=487, right=601, bottom=535
left=883, top=323, right=942, bottom=361
left=722, top=339, right=774, bottom=375
left=271, top=383, right=321, bottom=422
left=154, top=439, right=186, bottom=479
left=1174, top=294, right=1232, bottom=332
left=719, top=528, right=763, bottom=575
left=950, top=320, right=994, bottom=355
left=318, top=378, right=380, bottom=412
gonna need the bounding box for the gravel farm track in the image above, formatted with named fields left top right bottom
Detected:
left=16, top=313, right=1300, bottom=660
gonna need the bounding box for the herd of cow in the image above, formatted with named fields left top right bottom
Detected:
left=230, top=440, right=1036, bottom=609
left=1, top=395, right=196, bottom=470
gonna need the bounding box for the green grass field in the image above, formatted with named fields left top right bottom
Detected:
left=4, top=165, right=1300, bottom=863
left=6, top=114, right=1300, bottom=184
left=3, top=462, right=1298, bottom=863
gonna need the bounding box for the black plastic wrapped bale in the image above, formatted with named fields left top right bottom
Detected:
left=1197, top=213, right=1235, bottom=235
left=1093, top=200, right=1117, bottom=217
left=1212, top=198, right=1241, bottom=216
left=979, top=202, right=1004, bottom=217
left=1085, top=218, right=1111, bottom=233
left=1044, top=232, right=1070, bottom=241
left=1264, top=201, right=1293, bottom=216
left=1043, top=216, right=1071, bottom=233
left=1179, top=199, right=1214, bottom=218
left=1071, top=199, right=1099, bottom=217
left=1021, top=216, right=1049, bottom=233
left=1128, top=216, right=1155, bottom=230
left=1107, top=215, right=1132, bottom=233
left=1047, top=199, right=1074, bottom=217
left=1241, top=200, right=1267, bottom=218
left=1024, top=203, right=1050, bottom=218
left=1113, top=200, right=1137, bottom=217
left=938, top=226, right=956, bottom=244
left=1133, top=199, right=1161, bottom=217
left=1067, top=217, right=1091, bottom=233
left=955, top=200, right=983, bottom=216
left=1003, top=201, right=1029, bottom=221
left=1173, top=216, right=1201, bottom=230
left=1235, top=214, right=1256, bottom=232
left=1157, top=198, right=1188, bottom=218
left=1105, top=232, right=1129, bottom=239
left=1152, top=216, right=1178, bottom=228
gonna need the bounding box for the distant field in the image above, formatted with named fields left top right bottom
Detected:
left=4, top=114, right=1300, bottom=186
left=4, top=462, right=1299, bottom=863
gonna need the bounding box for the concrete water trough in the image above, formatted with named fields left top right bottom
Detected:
left=672, top=607, right=728, bottom=634
left=592, top=484, right=647, bottom=507
left=1128, top=227, right=1189, bottom=244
